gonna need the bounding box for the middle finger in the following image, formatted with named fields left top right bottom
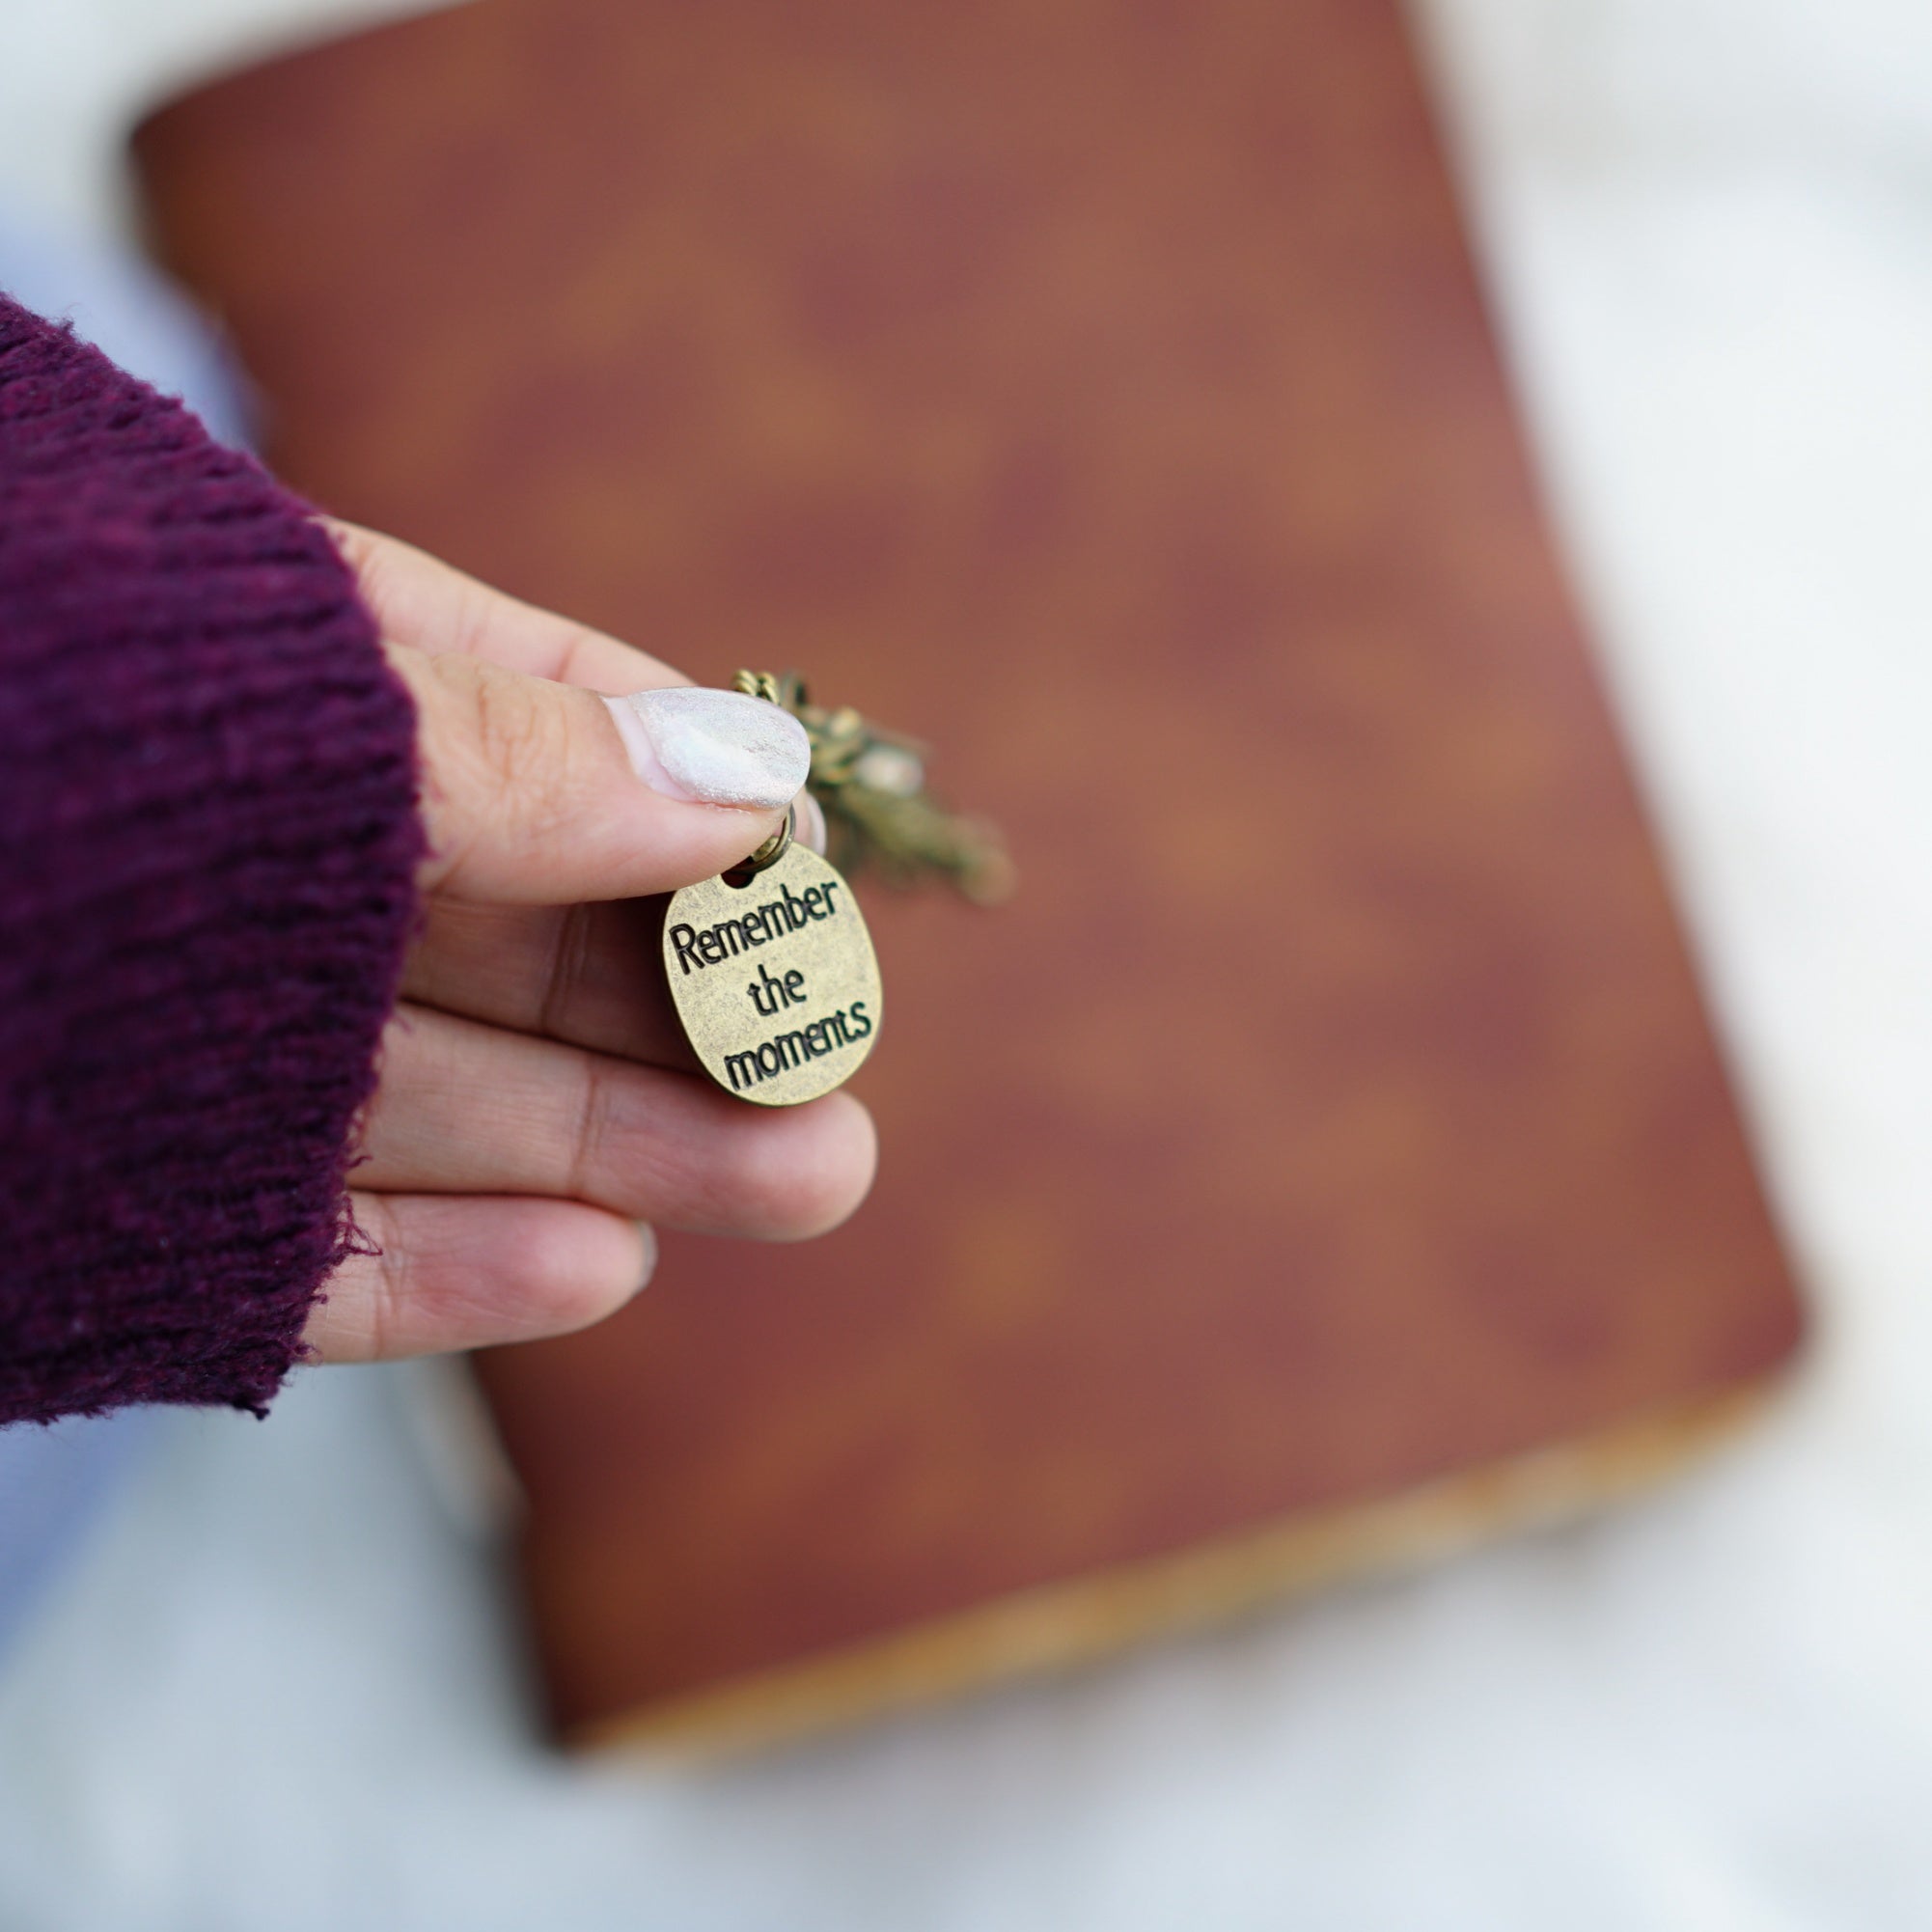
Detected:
left=400, top=795, right=831, bottom=1064
left=401, top=897, right=693, bottom=1068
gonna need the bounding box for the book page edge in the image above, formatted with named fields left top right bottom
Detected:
left=567, top=1376, right=1792, bottom=1762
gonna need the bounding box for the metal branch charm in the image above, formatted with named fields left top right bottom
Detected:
left=731, top=670, right=1015, bottom=905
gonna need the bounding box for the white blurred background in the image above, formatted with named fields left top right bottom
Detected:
left=3, top=1, right=1932, bottom=1925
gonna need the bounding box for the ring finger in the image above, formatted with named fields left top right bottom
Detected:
left=357, top=1003, right=877, bottom=1240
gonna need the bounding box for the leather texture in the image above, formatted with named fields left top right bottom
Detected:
left=134, top=0, right=1805, bottom=1744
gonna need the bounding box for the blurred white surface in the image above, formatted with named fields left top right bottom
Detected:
left=0, top=0, right=445, bottom=240
left=5, top=0, right=1932, bottom=1925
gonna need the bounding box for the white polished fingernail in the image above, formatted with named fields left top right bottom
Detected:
left=604, top=687, right=811, bottom=810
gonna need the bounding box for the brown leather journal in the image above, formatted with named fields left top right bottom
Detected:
left=134, top=0, right=1805, bottom=1755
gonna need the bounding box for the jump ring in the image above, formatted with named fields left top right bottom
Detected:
left=737, top=801, right=795, bottom=876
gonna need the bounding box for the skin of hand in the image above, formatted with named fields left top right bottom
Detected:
left=303, top=522, right=878, bottom=1363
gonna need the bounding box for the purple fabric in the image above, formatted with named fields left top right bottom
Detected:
left=0, top=292, right=423, bottom=1425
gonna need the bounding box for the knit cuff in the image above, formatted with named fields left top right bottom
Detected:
left=0, top=294, right=422, bottom=1423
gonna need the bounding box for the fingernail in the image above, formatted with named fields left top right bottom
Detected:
left=604, top=687, right=810, bottom=811
left=633, top=1221, right=658, bottom=1295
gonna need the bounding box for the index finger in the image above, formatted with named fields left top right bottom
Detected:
left=323, top=518, right=682, bottom=695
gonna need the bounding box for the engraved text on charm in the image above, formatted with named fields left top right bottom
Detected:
left=662, top=843, right=882, bottom=1105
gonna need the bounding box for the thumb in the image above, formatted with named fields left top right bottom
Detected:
left=388, top=642, right=810, bottom=903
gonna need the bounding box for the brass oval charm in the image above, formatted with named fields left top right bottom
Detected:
left=662, top=842, right=882, bottom=1106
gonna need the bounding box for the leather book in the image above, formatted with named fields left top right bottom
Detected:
left=133, top=0, right=1805, bottom=1755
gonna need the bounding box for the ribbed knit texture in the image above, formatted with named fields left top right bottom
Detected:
left=0, top=294, right=423, bottom=1423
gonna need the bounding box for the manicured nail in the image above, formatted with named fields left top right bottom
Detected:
left=604, top=687, right=811, bottom=811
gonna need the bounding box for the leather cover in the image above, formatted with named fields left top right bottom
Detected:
left=133, top=0, right=1805, bottom=1753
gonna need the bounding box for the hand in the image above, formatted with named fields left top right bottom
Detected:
left=303, top=524, right=877, bottom=1362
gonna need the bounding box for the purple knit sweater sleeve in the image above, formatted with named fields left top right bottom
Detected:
left=0, top=294, right=422, bottom=1424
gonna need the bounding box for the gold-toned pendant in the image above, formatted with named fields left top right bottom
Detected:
left=660, top=656, right=1007, bottom=1104
left=663, top=838, right=882, bottom=1106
